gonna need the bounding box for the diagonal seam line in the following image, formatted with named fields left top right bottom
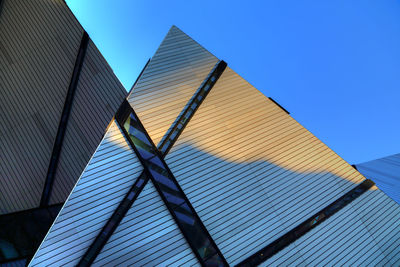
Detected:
left=40, top=31, right=89, bottom=207
left=77, top=60, right=227, bottom=266
left=236, top=179, right=375, bottom=267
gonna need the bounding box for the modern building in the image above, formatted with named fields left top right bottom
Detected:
left=28, top=23, right=400, bottom=267
left=355, top=153, right=400, bottom=205
left=0, top=0, right=126, bottom=264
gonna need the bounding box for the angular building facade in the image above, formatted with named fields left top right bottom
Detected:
left=356, top=153, right=400, bottom=205
left=29, top=25, right=400, bottom=266
left=0, top=0, right=126, bottom=264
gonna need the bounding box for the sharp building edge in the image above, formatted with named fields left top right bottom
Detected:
left=355, top=153, right=400, bottom=205
left=1, top=1, right=399, bottom=266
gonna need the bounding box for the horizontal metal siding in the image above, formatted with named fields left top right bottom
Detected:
left=356, top=153, right=400, bottom=204
left=29, top=121, right=143, bottom=266
left=49, top=40, right=127, bottom=205
left=0, top=0, right=82, bottom=214
left=93, top=180, right=199, bottom=266
left=262, top=186, right=400, bottom=266
left=165, top=67, right=367, bottom=265
left=128, top=26, right=218, bottom=146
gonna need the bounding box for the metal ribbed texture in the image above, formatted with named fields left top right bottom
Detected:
left=128, top=25, right=218, bottom=146
left=164, top=67, right=367, bottom=265
left=49, top=40, right=126, bottom=205
left=260, top=186, right=400, bottom=266
left=29, top=121, right=143, bottom=266
left=93, top=180, right=199, bottom=266
left=356, top=153, right=400, bottom=204
left=0, top=0, right=82, bottom=214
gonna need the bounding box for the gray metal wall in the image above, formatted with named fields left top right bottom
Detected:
left=0, top=0, right=126, bottom=214
left=49, top=40, right=126, bottom=205
left=356, top=153, right=400, bottom=204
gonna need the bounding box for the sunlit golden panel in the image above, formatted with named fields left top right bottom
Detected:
left=173, top=67, right=366, bottom=185
left=129, top=26, right=218, bottom=146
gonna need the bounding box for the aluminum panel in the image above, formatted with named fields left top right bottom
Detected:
left=93, top=180, right=199, bottom=266
left=29, top=121, right=143, bottom=266
left=165, top=67, right=367, bottom=265
left=263, top=186, right=400, bottom=266
left=0, top=0, right=82, bottom=214
left=128, top=26, right=218, bottom=146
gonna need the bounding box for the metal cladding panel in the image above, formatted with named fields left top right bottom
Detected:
left=30, top=121, right=143, bottom=266
left=0, top=0, right=82, bottom=214
left=49, top=40, right=127, bottom=204
left=356, top=153, right=400, bottom=204
left=128, top=25, right=218, bottom=146
left=93, top=180, right=199, bottom=266
left=262, top=186, right=400, bottom=266
left=164, top=67, right=367, bottom=265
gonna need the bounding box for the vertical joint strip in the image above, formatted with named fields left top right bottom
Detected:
left=78, top=60, right=227, bottom=266
left=236, top=179, right=375, bottom=267
left=115, top=101, right=228, bottom=266
left=158, top=60, right=227, bottom=155
left=40, top=32, right=89, bottom=207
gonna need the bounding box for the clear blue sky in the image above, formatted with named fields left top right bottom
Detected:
left=66, top=0, right=400, bottom=164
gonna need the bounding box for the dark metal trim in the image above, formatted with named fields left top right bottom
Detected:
left=269, top=97, right=290, bottom=114
left=236, top=179, right=375, bottom=266
left=114, top=101, right=228, bottom=266
left=40, top=32, right=89, bottom=207
left=78, top=61, right=227, bottom=266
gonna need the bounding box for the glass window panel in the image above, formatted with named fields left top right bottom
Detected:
left=149, top=156, right=164, bottom=170
left=163, top=191, right=185, bottom=207
left=149, top=169, right=179, bottom=192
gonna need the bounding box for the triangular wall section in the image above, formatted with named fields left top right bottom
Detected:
left=128, top=26, right=219, bottom=145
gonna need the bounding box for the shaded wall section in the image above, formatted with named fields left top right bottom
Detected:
left=0, top=0, right=82, bottom=213
left=49, top=39, right=126, bottom=205
left=0, top=0, right=126, bottom=214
